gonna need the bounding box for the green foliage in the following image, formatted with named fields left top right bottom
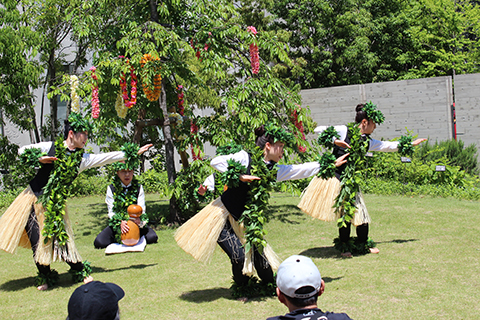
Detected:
left=173, top=159, right=215, bottom=218
left=220, top=160, right=247, bottom=189
left=334, top=123, right=369, bottom=227
left=216, top=142, right=243, bottom=156
left=317, top=126, right=340, bottom=149
left=416, top=139, right=479, bottom=175
left=0, top=1, right=42, bottom=135
left=240, top=147, right=278, bottom=254
left=365, top=139, right=478, bottom=187
left=137, top=168, right=168, bottom=194
left=317, top=152, right=337, bottom=179
left=265, top=0, right=480, bottom=88
left=38, top=137, right=84, bottom=246
left=333, top=237, right=376, bottom=255
left=230, top=276, right=276, bottom=299
left=397, top=135, right=414, bottom=157
left=68, top=260, right=92, bottom=283
left=67, top=112, right=93, bottom=133
left=34, top=269, right=59, bottom=287
left=19, top=148, right=46, bottom=168
left=363, top=101, right=385, bottom=124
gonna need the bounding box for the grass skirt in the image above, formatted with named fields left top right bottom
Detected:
left=174, top=197, right=280, bottom=276
left=0, top=186, right=82, bottom=265
left=298, top=176, right=371, bottom=226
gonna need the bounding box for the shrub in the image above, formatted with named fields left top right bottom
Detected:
left=416, top=139, right=478, bottom=175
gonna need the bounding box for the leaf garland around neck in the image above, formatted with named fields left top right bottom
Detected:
left=38, top=137, right=84, bottom=246
left=398, top=135, right=414, bottom=157
left=333, top=123, right=369, bottom=228
left=240, top=147, right=278, bottom=255
left=317, top=126, right=340, bottom=149
left=20, top=148, right=47, bottom=168
left=109, top=175, right=140, bottom=243
left=363, top=101, right=385, bottom=124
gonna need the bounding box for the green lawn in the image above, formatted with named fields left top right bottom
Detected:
left=1, top=193, right=479, bottom=319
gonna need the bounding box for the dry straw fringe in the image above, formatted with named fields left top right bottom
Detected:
left=174, top=197, right=281, bottom=276
left=0, top=187, right=37, bottom=254
left=0, top=186, right=82, bottom=265
left=298, top=177, right=340, bottom=222
left=298, top=177, right=371, bottom=226
left=174, top=197, right=230, bottom=263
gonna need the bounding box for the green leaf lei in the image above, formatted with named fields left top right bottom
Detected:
left=220, top=159, right=247, bottom=189
left=68, top=260, right=92, bottom=283
left=68, top=112, right=93, bottom=133
left=317, top=152, right=337, bottom=179
left=317, top=126, right=340, bottom=149
left=240, top=147, right=278, bottom=254
left=108, top=175, right=143, bottom=243
left=114, top=142, right=141, bottom=170
left=264, top=123, right=294, bottom=145
left=38, top=137, right=83, bottom=245
left=20, top=148, right=47, bottom=168
left=108, top=174, right=140, bottom=243
left=363, top=101, right=385, bottom=124
left=398, top=135, right=414, bottom=157
left=216, top=142, right=243, bottom=156
left=333, top=123, right=369, bottom=228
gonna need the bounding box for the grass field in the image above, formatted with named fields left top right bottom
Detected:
left=0, top=193, right=479, bottom=319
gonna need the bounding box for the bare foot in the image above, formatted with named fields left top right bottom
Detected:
left=369, top=247, right=379, bottom=254
left=237, top=297, right=248, bottom=302
left=341, top=252, right=353, bottom=258
left=83, top=276, right=93, bottom=284
left=37, top=283, right=48, bottom=291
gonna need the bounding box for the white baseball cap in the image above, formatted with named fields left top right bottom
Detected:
left=276, top=255, right=322, bottom=299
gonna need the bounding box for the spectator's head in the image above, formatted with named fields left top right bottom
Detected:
left=276, top=255, right=325, bottom=311
left=67, top=281, right=125, bottom=320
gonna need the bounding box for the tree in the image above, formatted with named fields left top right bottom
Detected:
left=0, top=0, right=43, bottom=143
left=50, top=0, right=314, bottom=223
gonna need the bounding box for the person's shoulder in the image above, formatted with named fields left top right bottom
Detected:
left=266, top=309, right=352, bottom=320
left=323, top=311, right=353, bottom=320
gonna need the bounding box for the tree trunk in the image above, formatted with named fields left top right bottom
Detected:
left=159, top=80, right=181, bottom=223
left=47, top=48, right=58, bottom=141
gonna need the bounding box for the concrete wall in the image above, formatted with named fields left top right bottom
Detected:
left=453, top=73, right=480, bottom=154
left=301, top=76, right=454, bottom=142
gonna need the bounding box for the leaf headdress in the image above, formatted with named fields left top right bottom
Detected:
left=67, top=112, right=93, bottom=133
left=362, top=102, right=385, bottom=124
left=264, top=123, right=294, bottom=145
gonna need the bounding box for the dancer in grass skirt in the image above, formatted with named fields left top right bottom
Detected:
left=175, top=124, right=348, bottom=297
left=0, top=113, right=152, bottom=290
left=298, top=102, right=426, bottom=257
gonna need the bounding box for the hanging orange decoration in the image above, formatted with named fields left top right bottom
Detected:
left=140, top=54, right=162, bottom=102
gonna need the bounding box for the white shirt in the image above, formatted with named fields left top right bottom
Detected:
left=105, top=183, right=146, bottom=219
left=210, top=150, right=321, bottom=182
left=314, top=125, right=399, bottom=152
left=18, top=141, right=127, bottom=173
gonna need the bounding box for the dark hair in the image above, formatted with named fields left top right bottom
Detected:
left=355, top=103, right=368, bottom=124
left=255, top=125, right=275, bottom=149
left=282, top=286, right=319, bottom=308
left=63, top=119, right=75, bottom=139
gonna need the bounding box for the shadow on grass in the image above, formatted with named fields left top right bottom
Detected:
left=91, top=263, right=158, bottom=274
left=300, top=238, right=419, bottom=260
left=300, top=246, right=341, bottom=259
left=180, top=287, right=232, bottom=303
left=377, top=238, right=419, bottom=244
left=180, top=287, right=275, bottom=303
left=269, top=205, right=304, bottom=224
left=0, top=263, right=157, bottom=292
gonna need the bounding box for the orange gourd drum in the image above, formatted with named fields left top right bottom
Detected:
left=121, top=205, right=143, bottom=246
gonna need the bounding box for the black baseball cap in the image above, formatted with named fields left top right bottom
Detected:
left=67, top=281, right=125, bottom=320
